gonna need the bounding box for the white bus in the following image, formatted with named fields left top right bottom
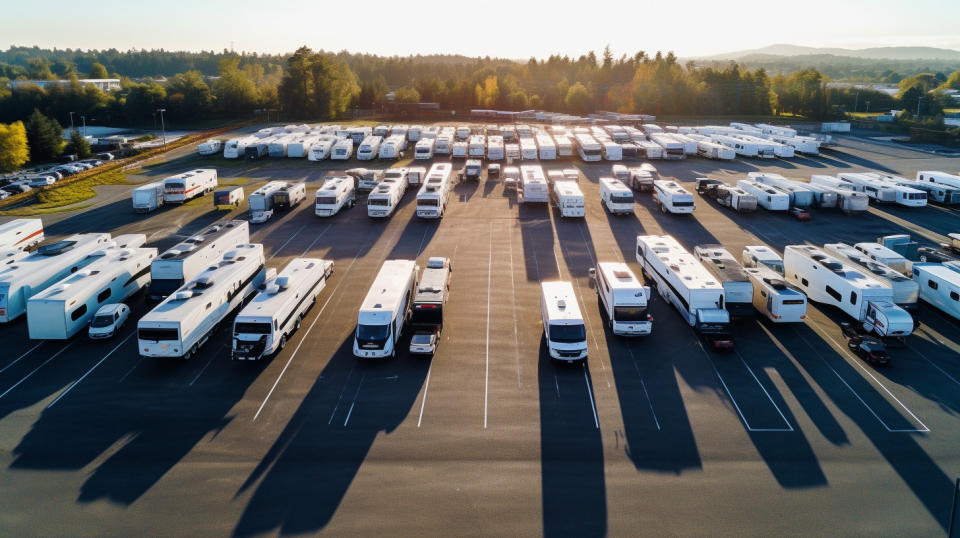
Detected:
left=693, top=244, right=755, bottom=318
left=307, top=136, right=336, bottom=161
left=0, top=219, right=43, bottom=251
left=354, top=259, right=419, bottom=358
left=232, top=257, right=333, bottom=360
left=414, top=138, right=435, bottom=160
left=599, top=177, right=634, bottom=215
left=315, top=176, right=356, bottom=217
left=744, top=266, right=808, bottom=323
left=356, top=135, right=383, bottom=161
left=552, top=181, right=585, bottom=218
left=824, top=242, right=919, bottom=310
left=331, top=138, right=353, bottom=160
left=541, top=281, right=588, bottom=362
left=783, top=245, right=914, bottom=338
left=575, top=134, right=602, bottom=162
left=911, top=263, right=960, bottom=321
left=487, top=135, right=505, bottom=160
left=636, top=235, right=733, bottom=349
left=27, top=241, right=155, bottom=340
left=162, top=169, right=218, bottom=204
left=416, top=163, right=454, bottom=219
left=653, top=180, right=695, bottom=214
left=519, top=164, right=549, bottom=204
left=138, top=244, right=267, bottom=359
left=148, top=220, right=250, bottom=301
left=367, top=176, right=407, bottom=218
left=592, top=262, right=652, bottom=336
left=736, top=180, right=790, bottom=211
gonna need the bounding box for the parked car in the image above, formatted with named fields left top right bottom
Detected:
left=847, top=336, right=890, bottom=365
left=789, top=207, right=811, bottom=221
left=2, top=183, right=32, bottom=194
left=409, top=328, right=440, bottom=356
left=96, top=152, right=115, bottom=161
left=88, top=303, right=131, bottom=339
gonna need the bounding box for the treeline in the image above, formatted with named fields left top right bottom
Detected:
left=713, top=55, right=960, bottom=84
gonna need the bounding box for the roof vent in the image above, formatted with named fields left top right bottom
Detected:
left=557, top=299, right=566, bottom=310
left=276, top=276, right=290, bottom=290
left=173, top=291, right=193, bottom=300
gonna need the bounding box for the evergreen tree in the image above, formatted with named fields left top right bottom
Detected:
left=24, top=109, right=63, bottom=161
left=64, top=129, right=90, bottom=158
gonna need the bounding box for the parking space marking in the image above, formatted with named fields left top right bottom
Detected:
left=628, top=348, right=661, bottom=431
left=47, top=333, right=134, bottom=408
left=417, top=363, right=432, bottom=428
left=0, top=343, right=74, bottom=400
left=908, top=344, right=960, bottom=388
left=508, top=230, right=522, bottom=388
left=299, top=223, right=332, bottom=256
left=268, top=224, right=306, bottom=260
left=0, top=342, right=44, bottom=376
left=484, top=222, right=492, bottom=429
left=328, top=364, right=357, bottom=425
left=117, top=357, right=142, bottom=383
left=583, top=367, right=599, bottom=429
left=188, top=345, right=225, bottom=386
left=416, top=226, right=430, bottom=258
left=343, top=375, right=365, bottom=427
left=734, top=350, right=794, bottom=431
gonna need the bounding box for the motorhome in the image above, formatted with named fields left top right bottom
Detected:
left=0, top=219, right=44, bottom=251
left=307, top=136, right=336, bottom=161
left=541, top=281, right=588, bottom=362
left=810, top=175, right=870, bottom=211
left=611, top=164, right=630, bottom=183
left=505, top=143, right=521, bottom=160
left=636, top=235, right=732, bottom=348
left=390, top=125, right=410, bottom=143
left=536, top=134, right=557, bottom=160
left=357, top=135, right=383, bottom=161
left=197, top=139, right=222, bottom=156
left=736, top=180, right=790, bottom=211
left=694, top=244, right=755, bottom=318
left=416, top=163, right=454, bottom=219
left=407, top=125, right=422, bottom=142
left=130, top=181, right=164, bottom=213
left=414, top=138, right=435, bottom=160
left=649, top=133, right=685, bottom=160
left=138, top=244, right=267, bottom=359
left=686, top=134, right=736, bottom=160
left=711, top=134, right=759, bottom=158
left=232, top=257, right=333, bottom=360
left=347, top=126, right=373, bottom=146
left=272, top=182, right=306, bottom=213
left=744, top=266, right=808, bottom=323
left=742, top=245, right=784, bottom=275
left=599, top=177, right=634, bottom=215
left=468, top=135, right=486, bottom=158
left=213, top=186, right=244, bottom=209
left=486, top=135, right=504, bottom=160
left=911, top=263, right=960, bottom=320
left=27, top=241, right=156, bottom=340
left=162, top=169, right=218, bottom=204
left=351, top=168, right=385, bottom=192
left=315, top=176, right=356, bottom=217
left=452, top=141, right=468, bottom=158
left=0, top=233, right=113, bottom=323
left=455, top=126, right=471, bottom=141
left=353, top=259, right=419, bottom=358
left=410, top=257, right=452, bottom=329
left=331, top=138, right=353, bottom=160
left=554, top=135, right=574, bottom=158
left=148, top=220, right=249, bottom=301
left=767, top=133, right=820, bottom=155
left=602, top=141, right=623, bottom=161
left=749, top=172, right=815, bottom=208
left=552, top=181, right=585, bottom=218
left=853, top=242, right=909, bottom=275
left=653, top=180, right=695, bottom=214
left=519, top=164, right=549, bottom=204
left=636, top=139, right=664, bottom=159
left=824, top=243, right=919, bottom=310
left=629, top=164, right=657, bottom=192
left=520, top=137, right=538, bottom=160
left=783, top=245, right=914, bottom=338
left=906, top=181, right=960, bottom=205
left=434, top=135, right=452, bottom=155
left=695, top=179, right=758, bottom=213
left=575, top=134, right=603, bottom=162
left=367, top=176, right=407, bottom=218
left=732, top=134, right=778, bottom=158
left=248, top=181, right=287, bottom=223
left=592, top=262, right=652, bottom=336
left=379, top=135, right=406, bottom=160
left=407, top=166, right=426, bottom=186
left=223, top=136, right=257, bottom=158
left=268, top=135, right=296, bottom=158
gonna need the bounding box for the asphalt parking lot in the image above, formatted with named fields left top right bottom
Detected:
left=0, top=130, right=959, bottom=536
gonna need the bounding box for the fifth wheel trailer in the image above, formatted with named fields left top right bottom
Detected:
left=131, top=182, right=165, bottom=213
left=693, top=244, right=755, bottom=318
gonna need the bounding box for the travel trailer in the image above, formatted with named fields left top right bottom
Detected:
left=416, top=163, right=454, bottom=219
left=0, top=219, right=44, bottom=251
left=314, top=176, right=356, bottom=217
left=162, top=169, right=218, bottom=204
left=736, top=180, right=790, bottom=211
left=694, top=244, right=755, bottom=318
left=653, top=180, right=695, bottom=214
left=599, top=177, right=635, bottom=215
left=744, top=266, right=808, bottom=323
left=148, top=220, right=249, bottom=301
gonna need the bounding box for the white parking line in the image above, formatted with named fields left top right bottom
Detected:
left=343, top=375, right=365, bottom=427
left=328, top=363, right=357, bottom=425
left=188, top=346, right=224, bottom=386
left=734, top=349, right=794, bottom=432
left=628, top=348, right=661, bottom=431
left=508, top=231, right=522, bottom=388
left=0, top=343, right=74, bottom=400
left=907, top=344, right=960, bottom=388
left=268, top=224, right=306, bottom=260
left=416, top=226, right=430, bottom=257
left=48, top=333, right=134, bottom=408
left=484, top=222, right=492, bottom=429
left=299, top=224, right=332, bottom=256
left=417, top=363, right=432, bottom=428
left=0, top=342, right=44, bottom=376
left=583, top=367, right=599, bottom=429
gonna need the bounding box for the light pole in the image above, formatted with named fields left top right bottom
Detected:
left=69, top=111, right=75, bottom=130
left=156, top=108, right=167, bottom=150
left=80, top=115, right=86, bottom=137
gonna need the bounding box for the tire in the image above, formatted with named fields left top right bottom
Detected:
left=294, top=316, right=302, bottom=331
left=278, top=334, right=287, bottom=351
left=660, top=203, right=667, bottom=214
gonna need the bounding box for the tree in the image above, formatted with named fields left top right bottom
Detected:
left=89, top=62, right=109, bottom=79
left=277, top=47, right=359, bottom=119
left=124, top=82, right=167, bottom=123
left=24, top=109, right=63, bottom=161
left=165, top=70, right=214, bottom=120
left=213, top=59, right=258, bottom=114
left=564, top=82, right=593, bottom=114
left=0, top=121, right=28, bottom=172
left=393, top=87, right=420, bottom=103
left=64, top=129, right=90, bottom=158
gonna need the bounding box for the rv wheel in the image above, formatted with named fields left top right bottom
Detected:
left=279, top=335, right=287, bottom=351
left=294, top=316, right=302, bottom=331
left=660, top=203, right=667, bottom=214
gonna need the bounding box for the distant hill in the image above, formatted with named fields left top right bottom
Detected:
left=704, top=44, right=960, bottom=61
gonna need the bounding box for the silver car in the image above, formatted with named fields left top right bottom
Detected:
left=409, top=329, right=439, bottom=356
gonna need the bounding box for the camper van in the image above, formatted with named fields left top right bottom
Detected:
left=911, top=263, right=960, bottom=320
left=416, top=163, right=454, bottom=219
left=148, top=220, right=249, bottom=301
left=519, top=164, right=549, bottom=204
left=367, top=176, right=407, bottom=218
left=414, top=138, right=435, bottom=160
left=541, top=281, right=588, bottom=362
left=693, top=244, right=755, bottom=318
left=636, top=235, right=733, bottom=348
left=348, top=126, right=373, bottom=145
left=315, top=176, right=356, bottom=217
left=452, top=141, right=468, bottom=158
left=0, top=219, right=44, bottom=251
left=353, top=259, right=419, bottom=358
left=824, top=242, right=919, bottom=310
left=232, top=257, right=333, bottom=360
left=592, top=262, right=652, bottom=336
left=602, top=141, right=623, bottom=161
left=331, top=138, right=353, bottom=160
left=736, top=180, right=790, bottom=211
left=744, top=266, right=808, bottom=323
left=27, top=241, right=156, bottom=340
left=357, top=135, right=383, bottom=161
left=710, top=134, right=758, bottom=158
left=552, top=181, right=585, bottom=218
left=162, top=169, right=218, bottom=204
left=307, top=136, right=336, bottom=161
left=599, top=177, right=634, bottom=214
left=379, top=135, right=406, bottom=160
left=519, top=137, right=538, bottom=160
left=653, top=180, right=695, bottom=214
left=138, top=244, right=267, bottom=359
left=742, top=245, right=784, bottom=275
left=223, top=136, right=257, bottom=159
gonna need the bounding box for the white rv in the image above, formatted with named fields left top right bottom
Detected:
left=783, top=245, right=914, bottom=338
left=331, top=138, right=353, bottom=160
left=649, top=133, right=685, bottom=160
left=744, top=266, right=807, bottom=323
left=602, top=141, right=623, bottom=161
left=554, top=135, right=574, bottom=158
left=519, top=137, right=538, bottom=160
left=378, top=135, right=405, bottom=160
left=711, top=134, right=759, bottom=158
left=434, top=134, right=452, bottom=155
left=536, top=134, right=557, bottom=160
left=455, top=126, right=471, bottom=141
left=636, top=140, right=664, bottom=159
left=687, top=134, right=736, bottom=160
left=132, top=182, right=165, bottom=213
left=452, top=141, right=468, bottom=158
left=373, top=125, right=389, bottom=138
left=742, top=245, right=784, bottom=275
left=248, top=181, right=287, bottom=223
left=636, top=235, right=733, bottom=348
left=592, top=262, right=652, bottom=336
left=541, top=281, right=588, bottom=362
left=519, top=164, right=549, bottom=204
left=407, top=125, right=422, bottom=142
left=353, top=259, right=419, bottom=358
left=575, top=134, right=602, bottom=162
left=911, top=263, right=960, bottom=320
left=839, top=173, right=927, bottom=207
left=268, top=134, right=296, bottom=157
left=824, top=242, right=919, bottom=310
left=860, top=173, right=928, bottom=207
left=599, top=177, right=634, bottom=215
left=694, top=244, right=755, bottom=318
left=552, top=181, right=585, bottom=218
left=163, top=169, right=218, bottom=204
left=696, top=179, right=758, bottom=213
left=406, top=166, right=426, bottom=186
left=732, top=134, right=777, bottom=158
left=736, top=180, right=790, bottom=211
left=357, top=135, right=383, bottom=161
left=810, top=175, right=870, bottom=212
left=315, top=176, right=356, bottom=217
left=414, top=138, right=435, bottom=160
left=416, top=163, right=454, bottom=219
left=0, top=219, right=44, bottom=251
left=853, top=242, right=909, bottom=275
left=0, top=233, right=113, bottom=323
left=232, top=257, right=333, bottom=360
left=148, top=220, right=250, bottom=301
left=27, top=241, right=156, bottom=340
left=653, top=180, right=695, bottom=214
left=285, top=135, right=315, bottom=158
left=749, top=172, right=815, bottom=208
left=139, top=244, right=266, bottom=359
left=487, top=135, right=505, bottom=160
left=797, top=181, right=840, bottom=209
left=223, top=136, right=257, bottom=159
left=468, top=134, right=486, bottom=158
left=307, top=137, right=336, bottom=161
left=197, top=139, right=222, bottom=156
left=367, top=177, right=407, bottom=218
left=916, top=171, right=960, bottom=194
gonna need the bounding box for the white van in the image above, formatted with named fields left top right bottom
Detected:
left=541, top=281, right=588, bottom=362
left=592, top=262, right=651, bottom=336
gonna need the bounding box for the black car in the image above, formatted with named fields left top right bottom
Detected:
left=848, top=336, right=890, bottom=365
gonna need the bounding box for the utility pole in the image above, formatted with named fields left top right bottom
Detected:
left=854, top=90, right=860, bottom=113
left=917, top=96, right=923, bottom=117
left=69, top=111, right=74, bottom=130
left=156, top=108, right=167, bottom=150
left=81, top=115, right=86, bottom=137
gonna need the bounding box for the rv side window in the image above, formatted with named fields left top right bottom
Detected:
left=825, top=286, right=841, bottom=301
left=849, top=292, right=857, bottom=305
left=70, top=304, right=87, bottom=321
left=760, top=290, right=767, bottom=298
left=800, top=277, right=809, bottom=287
left=951, top=291, right=959, bottom=301
left=928, top=280, right=939, bottom=290
left=97, top=288, right=111, bottom=303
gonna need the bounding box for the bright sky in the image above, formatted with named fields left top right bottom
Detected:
left=6, top=0, right=960, bottom=59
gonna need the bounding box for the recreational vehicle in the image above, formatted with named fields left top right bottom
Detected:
left=694, top=244, right=755, bottom=318
left=268, top=135, right=296, bottom=158
left=711, top=134, right=759, bottom=158
left=452, top=141, right=468, bottom=158
left=575, top=134, right=603, bottom=162
left=455, top=126, right=471, bottom=141
left=906, top=182, right=960, bottom=205
left=373, top=125, right=389, bottom=138
left=0, top=219, right=44, bottom=251
left=749, top=173, right=815, bottom=208
left=434, top=134, right=452, bottom=155
left=554, top=135, right=574, bottom=158
left=505, top=143, right=521, bottom=160
left=602, top=141, right=623, bottom=161
left=695, top=179, right=758, bottom=213
left=213, top=186, right=244, bottom=209
left=636, top=140, right=664, bottom=159
left=285, top=135, right=314, bottom=158
left=271, top=182, right=306, bottom=213
left=824, top=242, right=919, bottom=310
left=162, top=169, right=218, bottom=204
left=541, top=281, right=588, bottom=362
left=197, top=139, right=222, bottom=156
left=687, top=134, right=736, bottom=160
left=736, top=180, right=790, bottom=211
left=331, top=138, right=353, bottom=160
left=611, top=164, right=630, bottom=183
left=414, top=138, right=435, bottom=160
left=486, top=135, right=505, bottom=160
left=520, top=137, right=538, bottom=160
left=916, top=171, right=960, bottom=196
left=468, top=135, right=486, bottom=158
left=223, top=136, right=257, bottom=158
left=353, top=259, right=419, bottom=358
left=307, top=136, right=336, bottom=161
left=416, top=163, right=454, bottom=219
left=519, top=164, right=549, bottom=204
left=653, top=180, right=695, bottom=214
left=138, top=244, right=267, bottom=359
left=592, top=262, right=652, bottom=336
left=378, top=135, right=405, bottom=160
left=248, top=181, right=287, bottom=223
left=407, top=125, right=422, bottom=142
left=406, top=166, right=426, bottom=186
left=410, top=257, right=452, bottom=329
left=836, top=173, right=902, bottom=204
left=367, top=177, right=407, bottom=218
left=351, top=168, right=385, bottom=192
left=27, top=241, right=156, bottom=340
left=853, top=242, right=909, bottom=275
left=599, top=177, right=634, bottom=215
left=744, top=266, right=808, bottom=323
left=797, top=181, right=839, bottom=209
left=859, top=173, right=928, bottom=207
left=649, top=133, right=685, bottom=160
left=742, top=245, right=785, bottom=275
left=357, top=135, right=383, bottom=161
left=536, top=134, right=557, bottom=160
left=232, top=257, right=333, bottom=360
left=911, top=263, right=960, bottom=320
left=810, top=175, right=870, bottom=211
left=148, top=220, right=250, bottom=301
left=244, top=142, right=268, bottom=160
left=315, top=176, right=356, bottom=217
left=552, top=181, right=585, bottom=218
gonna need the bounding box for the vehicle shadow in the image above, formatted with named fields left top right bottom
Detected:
left=453, top=175, right=480, bottom=203
left=821, top=149, right=899, bottom=174
left=387, top=215, right=439, bottom=261
left=602, top=204, right=647, bottom=262
left=519, top=205, right=557, bottom=282
left=553, top=212, right=597, bottom=279
left=232, top=335, right=430, bottom=536
left=538, top=340, right=607, bottom=537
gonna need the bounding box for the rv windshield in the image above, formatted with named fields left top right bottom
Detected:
left=611, top=194, right=634, bottom=204
left=584, top=148, right=601, bottom=157
left=368, top=198, right=389, bottom=206
left=418, top=198, right=439, bottom=206
left=357, top=324, right=390, bottom=341
left=235, top=322, right=272, bottom=335
left=90, top=315, right=114, bottom=328
left=762, top=260, right=784, bottom=274
left=316, top=196, right=337, bottom=205
left=138, top=328, right=178, bottom=341
left=149, top=278, right=184, bottom=295
left=549, top=323, right=586, bottom=343
left=165, top=181, right=185, bottom=191
left=614, top=306, right=648, bottom=322
left=672, top=200, right=695, bottom=207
